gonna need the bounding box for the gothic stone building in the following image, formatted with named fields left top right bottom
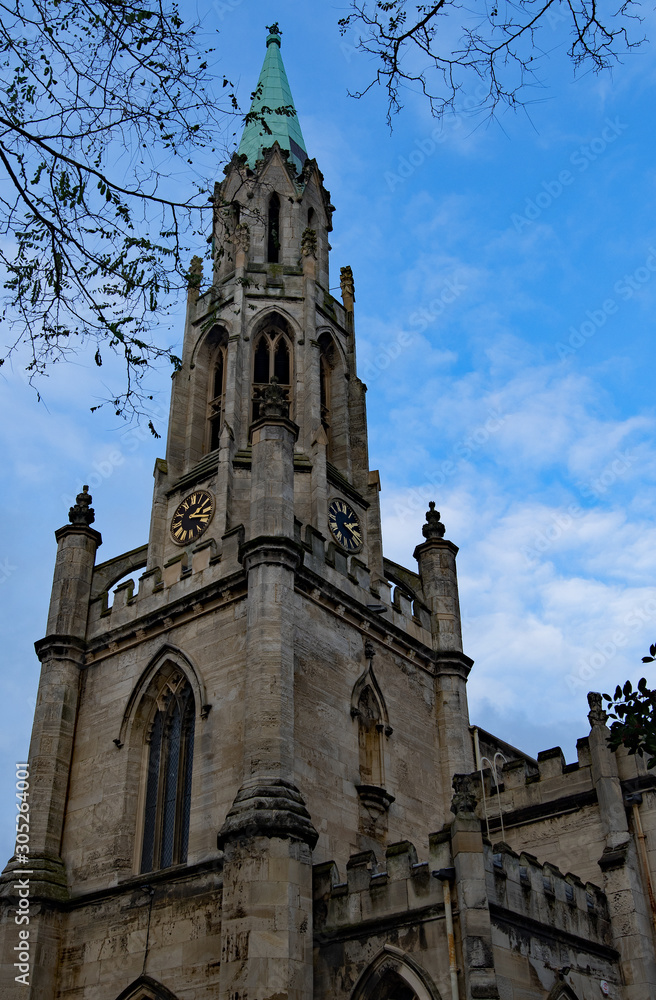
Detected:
left=3, top=28, right=656, bottom=1000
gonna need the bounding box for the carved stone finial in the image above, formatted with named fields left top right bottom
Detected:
left=587, top=691, right=608, bottom=728
left=450, top=773, right=478, bottom=817
left=422, top=501, right=446, bottom=540
left=301, top=227, right=318, bottom=259
left=233, top=222, right=250, bottom=254
left=340, top=266, right=355, bottom=311
left=68, top=485, right=95, bottom=526
left=187, top=255, right=203, bottom=289
left=260, top=376, right=289, bottom=419
left=364, top=639, right=375, bottom=661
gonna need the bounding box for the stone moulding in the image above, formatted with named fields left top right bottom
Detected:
left=355, top=784, right=395, bottom=819
left=0, top=852, right=69, bottom=904
left=217, top=778, right=319, bottom=849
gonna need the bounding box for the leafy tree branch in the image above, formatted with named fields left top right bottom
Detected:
left=604, top=645, right=656, bottom=767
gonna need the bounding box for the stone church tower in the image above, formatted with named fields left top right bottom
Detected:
left=3, top=27, right=656, bottom=1000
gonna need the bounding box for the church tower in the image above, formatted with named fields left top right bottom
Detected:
left=0, top=27, right=474, bottom=1000
left=5, top=25, right=654, bottom=1000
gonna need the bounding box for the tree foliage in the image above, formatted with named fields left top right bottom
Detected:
left=340, top=0, right=644, bottom=125
left=603, top=645, right=656, bottom=767
left=0, top=0, right=238, bottom=419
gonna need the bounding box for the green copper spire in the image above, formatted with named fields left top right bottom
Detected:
left=238, top=25, right=308, bottom=174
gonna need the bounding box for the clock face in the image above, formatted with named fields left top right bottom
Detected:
left=170, top=490, right=215, bottom=545
left=328, top=498, right=363, bottom=552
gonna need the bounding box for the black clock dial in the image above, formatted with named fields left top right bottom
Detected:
left=328, top=498, right=363, bottom=552
left=170, top=490, right=215, bottom=545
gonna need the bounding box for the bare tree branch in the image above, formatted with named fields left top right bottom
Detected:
left=340, top=0, right=644, bottom=126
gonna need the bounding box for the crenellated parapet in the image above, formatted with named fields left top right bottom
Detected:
left=485, top=840, right=613, bottom=946
left=314, top=834, right=622, bottom=1000
left=478, top=733, right=655, bottom=889
left=87, top=523, right=436, bottom=661
left=314, top=842, right=441, bottom=935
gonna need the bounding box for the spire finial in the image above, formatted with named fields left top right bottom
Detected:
left=422, top=501, right=446, bottom=540
left=266, top=23, right=282, bottom=45
left=69, top=485, right=95, bottom=526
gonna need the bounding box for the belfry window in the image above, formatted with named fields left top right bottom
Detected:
left=207, top=344, right=227, bottom=452
left=141, top=677, right=195, bottom=873
left=252, top=326, right=292, bottom=421
left=267, top=192, right=280, bottom=263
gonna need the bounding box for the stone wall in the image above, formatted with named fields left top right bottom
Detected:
left=314, top=837, right=622, bottom=1000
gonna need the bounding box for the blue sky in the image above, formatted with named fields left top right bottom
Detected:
left=2, top=1, right=656, bottom=863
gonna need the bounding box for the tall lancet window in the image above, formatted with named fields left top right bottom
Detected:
left=207, top=344, right=227, bottom=452
left=141, top=676, right=195, bottom=873
left=267, top=192, right=281, bottom=263
left=318, top=332, right=340, bottom=461
left=251, top=319, right=292, bottom=422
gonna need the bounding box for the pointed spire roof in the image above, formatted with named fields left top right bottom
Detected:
left=238, top=25, right=308, bottom=175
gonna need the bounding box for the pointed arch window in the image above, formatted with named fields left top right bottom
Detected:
left=251, top=325, right=292, bottom=421
left=268, top=192, right=280, bottom=263
left=207, top=343, right=227, bottom=452
left=141, top=676, right=195, bottom=873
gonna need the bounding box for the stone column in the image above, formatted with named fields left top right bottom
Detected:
left=0, top=487, right=101, bottom=998
left=414, top=504, right=474, bottom=788
left=218, top=386, right=317, bottom=1000
left=450, top=774, right=499, bottom=1000
left=587, top=692, right=656, bottom=996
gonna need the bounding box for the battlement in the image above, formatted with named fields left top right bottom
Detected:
left=482, top=736, right=648, bottom=837
left=86, top=521, right=433, bottom=654
left=313, top=841, right=444, bottom=934
left=313, top=834, right=613, bottom=956
left=485, top=840, right=613, bottom=946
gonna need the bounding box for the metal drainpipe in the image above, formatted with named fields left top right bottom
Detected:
left=433, top=868, right=459, bottom=1000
